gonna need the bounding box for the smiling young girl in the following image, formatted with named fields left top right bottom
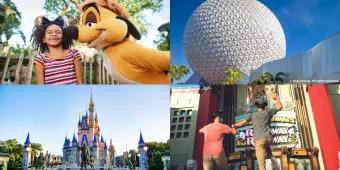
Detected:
left=31, top=16, right=83, bottom=84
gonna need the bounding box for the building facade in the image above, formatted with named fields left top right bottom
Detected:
left=170, top=85, right=200, bottom=169
left=250, top=32, right=340, bottom=83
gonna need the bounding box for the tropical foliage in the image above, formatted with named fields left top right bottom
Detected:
left=154, top=23, right=169, bottom=51
left=170, top=65, right=190, bottom=83
left=251, top=72, right=287, bottom=85
left=222, top=68, right=242, bottom=85
left=0, top=0, right=25, bottom=49
left=0, top=139, right=44, bottom=169
left=146, top=141, right=169, bottom=170
left=44, top=0, right=164, bottom=34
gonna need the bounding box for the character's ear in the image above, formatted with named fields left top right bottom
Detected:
left=116, top=16, right=141, bottom=40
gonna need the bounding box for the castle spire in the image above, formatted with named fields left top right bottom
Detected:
left=89, top=91, right=95, bottom=128
left=138, top=131, right=145, bottom=147
left=24, top=132, right=31, bottom=146
left=72, top=133, right=77, bottom=145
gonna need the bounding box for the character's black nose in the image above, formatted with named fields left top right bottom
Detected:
left=64, top=25, right=79, bottom=40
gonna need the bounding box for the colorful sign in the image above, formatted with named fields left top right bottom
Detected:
left=234, top=111, right=301, bottom=151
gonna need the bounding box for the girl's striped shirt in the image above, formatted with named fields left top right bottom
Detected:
left=35, top=49, right=81, bottom=85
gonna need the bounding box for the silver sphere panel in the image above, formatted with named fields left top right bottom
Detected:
left=184, top=0, right=286, bottom=84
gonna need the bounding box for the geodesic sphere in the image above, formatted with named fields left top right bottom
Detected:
left=184, top=0, right=286, bottom=84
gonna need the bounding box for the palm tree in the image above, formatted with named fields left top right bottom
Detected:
left=170, top=65, right=190, bottom=84
left=222, top=68, right=242, bottom=85
left=0, top=0, right=25, bottom=48
left=251, top=72, right=288, bottom=85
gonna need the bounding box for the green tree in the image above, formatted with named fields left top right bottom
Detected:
left=222, top=68, right=242, bottom=85
left=32, top=152, right=45, bottom=169
left=154, top=23, right=169, bottom=51
left=170, top=65, right=190, bottom=84
left=128, top=149, right=139, bottom=169
left=30, top=143, right=43, bottom=168
left=44, top=0, right=163, bottom=34
left=0, top=0, right=25, bottom=48
left=0, top=139, right=23, bottom=169
left=149, top=151, right=163, bottom=170
left=251, top=72, right=287, bottom=85
left=146, top=141, right=169, bottom=169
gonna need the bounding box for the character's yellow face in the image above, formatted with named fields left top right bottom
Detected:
left=76, top=3, right=141, bottom=48
left=77, top=3, right=103, bottom=44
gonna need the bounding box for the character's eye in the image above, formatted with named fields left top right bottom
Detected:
left=86, top=22, right=96, bottom=27
left=85, top=12, right=97, bottom=26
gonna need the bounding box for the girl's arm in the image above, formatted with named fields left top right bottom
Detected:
left=34, top=62, right=45, bottom=84
left=74, top=57, right=83, bottom=84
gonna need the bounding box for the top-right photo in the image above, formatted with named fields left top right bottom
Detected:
left=171, top=0, right=340, bottom=85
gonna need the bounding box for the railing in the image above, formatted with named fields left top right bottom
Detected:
left=0, top=48, right=115, bottom=84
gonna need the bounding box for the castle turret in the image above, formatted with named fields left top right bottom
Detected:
left=138, top=131, right=148, bottom=170
left=22, top=133, right=32, bottom=169
left=72, top=133, right=77, bottom=146
left=69, top=134, right=78, bottom=164
left=63, top=136, right=71, bottom=163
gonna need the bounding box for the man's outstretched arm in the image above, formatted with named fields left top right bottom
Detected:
left=272, top=95, right=283, bottom=111
left=232, top=120, right=248, bottom=128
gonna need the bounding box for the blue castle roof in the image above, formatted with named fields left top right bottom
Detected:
left=138, top=131, right=145, bottom=147
left=24, top=133, right=31, bottom=146
left=63, top=137, right=70, bottom=147
left=72, top=133, right=77, bottom=145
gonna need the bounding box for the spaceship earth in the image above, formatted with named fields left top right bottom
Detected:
left=184, top=0, right=286, bottom=84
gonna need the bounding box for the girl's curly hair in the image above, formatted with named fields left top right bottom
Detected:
left=31, top=16, right=74, bottom=53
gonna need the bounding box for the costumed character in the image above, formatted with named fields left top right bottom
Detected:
left=65, top=0, right=170, bottom=84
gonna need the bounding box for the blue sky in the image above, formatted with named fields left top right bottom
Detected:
left=8, top=0, right=170, bottom=48
left=171, top=0, right=340, bottom=66
left=0, top=85, right=169, bottom=155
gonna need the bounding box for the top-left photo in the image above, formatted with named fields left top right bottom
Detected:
left=0, top=0, right=170, bottom=85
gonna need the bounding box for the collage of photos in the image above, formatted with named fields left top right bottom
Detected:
left=0, top=0, right=339, bottom=170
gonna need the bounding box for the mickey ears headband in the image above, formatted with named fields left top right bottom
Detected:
left=35, top=16, right=65, bottom=28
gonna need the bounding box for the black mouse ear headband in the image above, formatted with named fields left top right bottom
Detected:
left=35, top=16, right=65, bottom=28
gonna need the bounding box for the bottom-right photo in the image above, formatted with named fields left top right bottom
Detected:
left=170, top=84, right=339, bottom=170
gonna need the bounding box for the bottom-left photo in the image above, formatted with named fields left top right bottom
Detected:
left=0, top=85, right=170, bottom=170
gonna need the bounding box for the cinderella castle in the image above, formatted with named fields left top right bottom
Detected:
left=21, top=93, right=150, bottom=169
left=62, top=93, right=113, bottom=167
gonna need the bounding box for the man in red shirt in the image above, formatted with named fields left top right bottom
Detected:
left=199, top=114, right=237, bottom=170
